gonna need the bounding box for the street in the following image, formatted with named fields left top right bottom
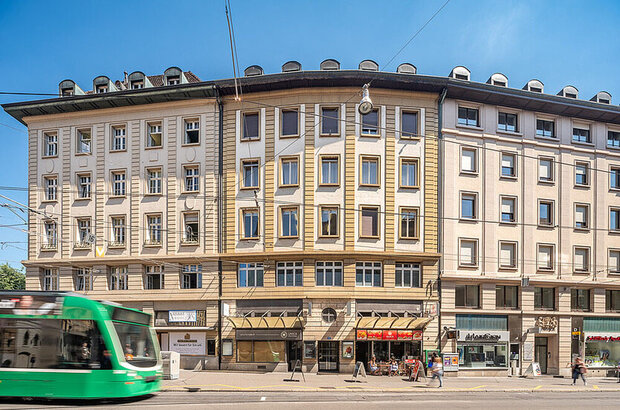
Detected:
left=1, top=391, right=620, bottom=409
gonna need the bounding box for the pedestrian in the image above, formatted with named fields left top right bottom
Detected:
left=428, top=357, right=443, bottom=388
left=572, top=356, right=587, bottom=385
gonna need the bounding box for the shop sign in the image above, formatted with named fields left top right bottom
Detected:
left=412, top=330, right=423, bottom=341
left=398, top=330, right=413, bottom=340
left=367, top=330, right=383, bottom=340
left=535, top=316, right=558, bottom=332
left=169, top=332, right=206, bottom=355
left=382, top=330, right=397, bottom=340
left=585, top=335, right=620, bottom=342
left=356, top=330, right=368, bottom=340
left=169, top=310, right=197, bottom=323
left=235, top=329, right=302, bottom=341
left=457, top=330, right=509, bottom=343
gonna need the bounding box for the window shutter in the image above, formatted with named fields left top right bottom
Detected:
left=500, top=244, right=514, bottom=266
left=462, top=150, right=475, bottom=171
left=362, top=212, right=373, bottom=237
left=460, top=241, right=474, bottom=264
left=576, top=206, right=587, bottom=224
left=575, top=249, right=588, bottom=270
left=540, top=160, right=552, bottom=179
left=501, top=154, right=514, bottom=169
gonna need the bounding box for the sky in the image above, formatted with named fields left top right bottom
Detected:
left=0, top=0, right=619, bottom=269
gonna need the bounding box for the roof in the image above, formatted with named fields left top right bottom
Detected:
left=147, top=71, right=201, bottom=87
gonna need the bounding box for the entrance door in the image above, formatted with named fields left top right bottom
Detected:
left=287, top=341, right=303, bottom=371
left=355, top=341, right=369, bottom=366
left=535, top=337, right=548, bottom=374
left=318, top=341, right=339, bottom=372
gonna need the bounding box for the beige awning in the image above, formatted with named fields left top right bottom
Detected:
left=355, top=316, right=431, bottom=330
left=227, top=316, right=305, bottom=329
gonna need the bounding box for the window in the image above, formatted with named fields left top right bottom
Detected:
left=395, top=262, right=421, bottom=288
left=575, top=162, right=589, bottom=186
left=536, top=119, right=555, bottom=138
left=184, top=119, right=199, bottom=144
left=355, top=261, right=382, bottom=287
left=608, top=131, right=620, bottom=148
left=455, top=285, right=479, bottom=308
left=111, top=171, right=126, bottom=197
left=360, top=206, right=379, bottom=238
left=146, top=214, right=162, bottom=245
left=96, top=84, right=108, bottom=93
left=276, top=261, right=303, bottom=287
left=539, top=157, right=554, bottom=182
left=575, top=204, right=589, bottom=229
left=606, top=290, right=620, bottom=312
left=573, top=127, right=591, bottom=143
left=458, top=107, right=479, bottom=127
left=147, top=168, right=162, bottom=195
left=401, top=111, right=418, bottom=138
left=241, top=159, right=259, bottom=189
left=498, top=112, right=518, bottom=132
left=321, top=107, right=339, bottom=136
left=74, top=268, right=92, bottom=291
left=77, top=129, right=91, bottom=153
left=131, top=80, right=143, bottom=89
left=459, top=239, right=478, bottom=267
left=571, top=289, right=590, bottom=312
left=400, top=158, right=419, bottom=188
left=320, top=156, right=339, bottom=185
left=43, top=220, right=57, bottom=249
left=499, top=241, right=517, bottom=269
left=611, top=208, right=620, bottom=231
left=42, top=268, right=59, bottom=291
left=112, top=126, right=126, bottom=151
left=145, top=265, right=164, bottom=290
left=182, top=213, right=199, bottom=243
left=183, top=165, right=200, bottom=192
left=237, top=341, right=285, bottom=363
left=167, top=76, right=180, bottom=85
left=461, top=147, right=477, bottom=173
left=109, top=266, right=128, bottom=290
left=574, top=247, right=590, bottom=273
left=400, top=208, right=418, bottom=239
left=539, top=200, right=554, bottom=226
left=280, top=207, right=298, bottom=238
left=111, top=216, right=126, bottom=246
left=320, top=206, right=338, bottom=237
left=360, top=156, right=379, bottom=186
left=534, top=287, right=555, bottom=310
left=500, top=197, right=516, bottom=223
left=496, top=286, right=518, bottom=309
left=316, top=261, right=343, bottom=286
left=181, top=264, right=202, bottom=289
left=241, top=208, right=259, bottom=239
left=242, top=112, right=259, bottom=140
left=361, top=109, right=379, bottom=135
left=281, top=109, right=299, bottom=137
left=321, top=308, right=337, bottom=323
left=461, top=192, right=477, bottom=220
left=609, top=250, right=620, bottom=274
left=501, top=153, right=516, bottom=178
left=238, top=262, right=264, bottom=287
left=537, top=244, right=554, bottom=271
left=76, top=218, right=91, bottom=248
left=610, top=167, right=620, bottom=190
left=147, top=123, right=162, bottom=147
left=44, top=133, right=58, bottom=157
left=280, top=157, right=299, bottom=187
left=44, top=176, right=57, bottom=201
left=77, top=173, right=91, bottom=199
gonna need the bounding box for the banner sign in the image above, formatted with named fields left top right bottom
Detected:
left=367, top=330, right=383, bottom=340
left=356, top=330, right=368, bottom=340
left=398, top=330, right=413, bottom=340
left=169, top=332, right=206, bottom=355
left=382, top=330, right=398, bottom=340
left=169, top=310, right=197, bottom=323
left=356, top=329, right=424, bottom=341
left=457, top=330, right=509, bottom=343
left=585, top=335, right=620, bottom=342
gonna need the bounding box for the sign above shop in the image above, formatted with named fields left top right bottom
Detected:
left=535, top=316, right=558, bottom=332
left=236, top=329, right=302, bottom=341
left=169, top=331, right=206, bottom=355
left=586, top=335, right=620, bottom=342
left=457, top=330, right=509, bottom=343
left=356, top=329, right=423, bottom=341
left=169, top=310, right=197, bottom=323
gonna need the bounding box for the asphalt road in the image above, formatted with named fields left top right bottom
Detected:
left=2, top=391, right=620, bottom=409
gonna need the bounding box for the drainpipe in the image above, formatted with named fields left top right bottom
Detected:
left=437, top=87, right=447, bottom=351
left=217, top=89, right=224, bottom=370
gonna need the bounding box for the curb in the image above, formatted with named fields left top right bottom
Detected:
left=160, top=387, right=620, bottom=393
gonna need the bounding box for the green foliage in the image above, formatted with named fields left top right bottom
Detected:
left=0, top=263, right=26, bottom=290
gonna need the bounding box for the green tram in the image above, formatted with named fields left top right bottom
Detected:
left=0, top=291, right=162, bottom=399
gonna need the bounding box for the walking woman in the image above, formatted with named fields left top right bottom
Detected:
left=429, top=357, right=443, bottom=388
left=572, top=356, right=587, bottom=386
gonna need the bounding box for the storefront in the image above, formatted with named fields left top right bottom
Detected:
left=354, top=317, right=429, bottom=364
left=455, top=315, right=509, bottom=372
left=582, top=318, right=620, bottom=370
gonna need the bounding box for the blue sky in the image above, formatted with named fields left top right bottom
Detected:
left=0, top=0, right=619, bottom=268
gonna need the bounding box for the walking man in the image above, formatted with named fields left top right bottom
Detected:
left=572, top=356, right=587, bottom=386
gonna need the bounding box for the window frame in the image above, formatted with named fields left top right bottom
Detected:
left=610, top=166, right=620, bottom=191
left=400, top=109, right=420, bottom=140
left=537, top=243, right=555, bottom=272
left=500, top=152, right=517, bottom=179
left=182, top=164, right=200, bottom=193
left=279, top=155, right=300, bottom=188
left=355, top=261, right=382, bottom=287
left=460, top=191, right=478, bottom=221
left=360, top=108, right=380, bottom=137
left=42, top=174, right=58, bottom=202
left=146, top=167, right=163, bottom=195
left=606, top=290, right=620, bottom=312
left=496, top=285, right=519, bottom=309
left=240, top=207, right=260, bottom=240
left=279, top=206, right=299, bottom=239
left=76, top=172, right=92, bottom=200
left=574, top=203, right=590, bottom=230
left=320, top=106, right=340, bottom=137
left=146, top=121, right=163, bottom=148
left=535, top=118, right=556, bottom=139
left=42, top=220, right=57, bottom=250
left=608, top=249, right=620, bottom=274
left=534, top=287, right=555, bottom=311
left=145, top=265, right=164, bottom=290
left=455, top=284, right=480, bottom=308
left=359, top=155, right=380, bottom=187
left=181, top=212, right=200, bottom=244
left=110, top=215, right=126, bottom=247
left=43, top=132, right=58, bottom=158
left=458, top=238, right=479, bottom=268
left=315, top=261, right=343, bottom=287
left=460, top=146, right=478, bottom=174
left=457, top=106, right=480, bottom=128
left=611, top=207, right=620, bottom=232
left=572, top=126, right=591, bottom=144
left=399, top=157, right=420, bottom=189
left=395, top=262, right=421, bottom=288
left=571, top=288, right=591, bottom=312
left=276, top=261, right=303, bottom=287
left=538, top=156, right=555, bottom=184
left=359, top=205, right=380, bottom=239
left=574, top=161, right=590, bottom=187
left=498, top=240, right=518, bottom=270
left=110, top=169, right=127, bottom=198
left=238, top=262, right=264, bottom=288
left=573, top=246, right=591, bottom=274
left=319, top=155, right=340, bottom=187
left=538, top=199, right=555, bottom=227
left=111, top=124, right=127, bottom=152
left=109, top=266, right=128, bottom=291
left=280, top=108, right=300, bottom=138
left=145, top=213, right=163, bottom=246
left=241, top=111, right=260, bottom=141
left=399, top=207, right=419, bottom=240
left=607, top=130, right=620, bottom=149
left=183, top=118, right=200, bottom=146
left=499, top=195, right=517, bottom=224
left=497, top=111, right=519, bottom=133
left=76, top=128, right=92, bottom=154
left=319, top=205, right=339, bottom=238
left=181, top=264, right=202, bottom=289
left=74, top=267, right=93, bottom=291
left=75, top=217, right=92, bottom=248
left=240, top=158, right=260, bottom=190
left=41, top=268, right=59, bottom=291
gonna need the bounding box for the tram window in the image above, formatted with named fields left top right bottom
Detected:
left=113, top=321, right=157, bottom=368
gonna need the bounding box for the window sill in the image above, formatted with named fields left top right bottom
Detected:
left=538, top=179, right=555, bottom=185
left=399, top=136, right=421, bottom=141
left=74, top=197, right=91, bottom=201
left=109, top=195, right=126, bottom=199
left=534, top=135, right=558, bottom=142
left=359, top=236, right=380, bottom=240
left=459, top=218, right=479, bottom=223
left=40, top=246, right=58, bottom=251
left=609, top=231, right=620, bottom=235
left=398, top=236, right=420, bottom=241
left=459, top=171, right=479, bottom=176
left=537, top=224, right=556, bottom=229
left=574, top=227, right=590, bottom=232
left=40, top=199, right=57, bottom=204
left=279, top=184, right=299, bottom=189
left=144, top=193, right=163, bottom=197
left=536, top=269, right=555, bottom=273
left=454, top=306, right=481, bottom=310
left=572, top=141, right=594, bottom=148
left=318, top=235, right=340, bottom=239
left=399, top=185, right=420, bottom=190
left=496, top=129, right=522, bottom=137
left=359, top=184, right=380, bottom=188
left=319, top=133, right=341, bottom=138
left=573, top=270, right=590, bottom=275
left=499, top=221, right=517, bottom=226
left=499, top=175, right=517, bottom=181
left=498, top=267, right=518, bottom=271
left=279, top=134, right=300, bottom=139
left=607, top=145, right=620, bottom=151
left=609, top=188, right=620, bottom=193
left=360, top=133, right=381, bottom=138
left=574, top=184, right=591, bottom=189
left=278, top=236, right=299, bottom=240
left=240, top=137, right=261, bottom=142
left=109, top=149, right=127, bottom=153
left=180, top=240, right=199, bottom=246
left=75, top=152, right=92, bottom=156
left=181, top=143, right=201, bottom=147
left=143, top=243, right=163, bottom=248
left=318, top=184, right=340, bottom=188
left=239, top=186, right=260, bottom=191
left=73, top=244, right=91, bottom=250
left=108, top=244, right=126, bottom=249
left=456, top=124, right=483, bottom=132
left=41, top=155, right=58, bottom=159
left=458, top=265, right=479, bottom=270
left=145, top=146, right=163, bottom=150
left=239, top=237, right=260, bottom=241
left=181, top=190, right=200, bottom=195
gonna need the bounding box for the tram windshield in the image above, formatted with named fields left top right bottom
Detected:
left=113, top=321, right=158, bottom=368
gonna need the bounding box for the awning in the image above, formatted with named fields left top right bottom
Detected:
left=355, top=316, right=431, bottom=330
left=227, top=316, right=305, bottom=329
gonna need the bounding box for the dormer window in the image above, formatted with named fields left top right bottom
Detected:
left=96, top=85, right=108, bottom=93
left=559, top=86, right=579, bottom=99
left=61, top=88, right=73, bottom=97
left=131, top=80, right=143, bottom=89
left=524, top=79, right=544, bottom=93
left=167, top=76, right=180, bottom=85
left=450, top=66, right=471, bottom=81
left=530, top=87, right=542, bottom=93
left=455, top=73, right=468, bottom=80
left=599, top=98, right=610, bottom=104
left=565, top=92, right=577, bottom=99
left=493, top=80, right=506, bottom=87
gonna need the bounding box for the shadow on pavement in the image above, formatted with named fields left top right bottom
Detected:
left=0, top=394, right=156, bottom=407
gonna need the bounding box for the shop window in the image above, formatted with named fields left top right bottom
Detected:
left=315, top=261, right=343, bottom=287
left=534, top=287, right=555, bottom=310
left=496, top=286, right=518, bottom=309
left=238, top=262, right=264, bottom=287
left=355, top=261, right=382, bottom=287
left=455, top=285, right=479, bottom=308
left=281, top=109, right=299, bottom=137
left=207, top=339, right=216, bottom=356
left=458, top=343, right=508, bottom=369
left=395, top=263, right=421, bottom=288
left=322, top=308, right=337, bottom=323
left=242, top=112, right=259, bottom=140
left=237, top=340, right=285, bottom=363
left=276, top=261, right=303, bottom=287
left=571, top=289, right=591, bottom=312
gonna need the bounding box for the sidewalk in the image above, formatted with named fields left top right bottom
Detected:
left=162, top=370, right=620, bottom=393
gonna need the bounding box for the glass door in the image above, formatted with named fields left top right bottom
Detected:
left=535, top=336, right=548, bottom=374
left=318, top=341, right=339, bottom=372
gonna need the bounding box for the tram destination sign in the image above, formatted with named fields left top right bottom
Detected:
left=0, top=294, right=64, bottom=316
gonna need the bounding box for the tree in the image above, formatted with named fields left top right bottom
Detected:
left=0, top=263, right=26, bottom=290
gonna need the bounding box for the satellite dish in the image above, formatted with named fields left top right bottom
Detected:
left=358, top=84, right=373, bottom=115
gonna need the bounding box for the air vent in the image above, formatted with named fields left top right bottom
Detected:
left=590, top=91, right=612, bottom=104
left=523, top=79, right=544, bottom=93
left=320, top=59, right=340, bottom=71
left=358, top=60, right=379, bottom=71
left=558, top=85, right=578, bottom=99
left=282, top=61, right=302, bottom=72
left=449, top=66, right=471, bottom=81
left=487, top=73, right=508, bottom=87
left=244, top=65, right=264, bottom=77
left=396, top=63, right=417, bottom=74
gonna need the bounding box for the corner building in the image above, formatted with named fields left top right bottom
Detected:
left=218, top=61, right=441, bottom=373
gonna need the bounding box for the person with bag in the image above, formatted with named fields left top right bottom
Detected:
left=428, top=357, right=443, bottom=388
left=572, top=356, right=587, bottom=386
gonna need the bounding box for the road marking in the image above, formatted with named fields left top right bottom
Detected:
left=260, top=396, right=266, bottom=401
left=468, top=385, right=486, bottom=390
left=533, top=385, right=543, bottom=390
left=593, top=385, right=599, bottom=390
